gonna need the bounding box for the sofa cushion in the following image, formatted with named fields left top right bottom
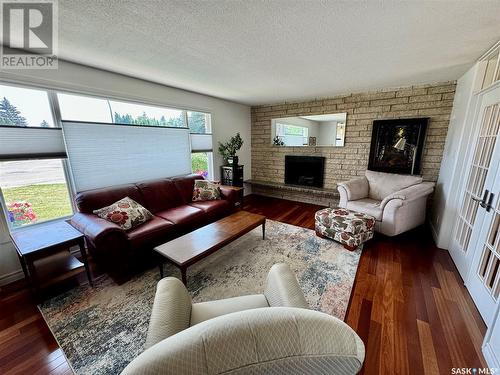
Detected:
left=136, top=178, right=184, bottom=213
left=75, top=184, right=143, bottom=214
left=345, top=198, right=383, bottom=221
left=127, top=216, right=175, bottom=248
left=189, top=200, right=230, bottom=215
left=172, top=174, right=204, bottom=204
left=156, top=205, right=205, bottom=226
left=190, top=294, right=269, bottom=325
left=365, top=170, right=422, bottom=201
left=93, top=197, right=153, bottom=230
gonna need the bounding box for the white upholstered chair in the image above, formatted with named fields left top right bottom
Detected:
left=121, top=263, right=365, bottom=375
left=337, top=170, right=434, bottom=237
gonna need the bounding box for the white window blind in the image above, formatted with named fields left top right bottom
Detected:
left=62, top=121, right=192, bottom=192
left=190, top=133, right=213, bottom=152
left=0, top=126, right=66, bottom=160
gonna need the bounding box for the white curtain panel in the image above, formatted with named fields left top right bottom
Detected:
left=0, top=126, right=66, bottom=160
left=62, top=121, right=192, bottom=192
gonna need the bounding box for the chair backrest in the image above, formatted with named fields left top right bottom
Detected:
left=121, top=307, right=365, bottom=375
left=365, top=170, right=422, bottom=200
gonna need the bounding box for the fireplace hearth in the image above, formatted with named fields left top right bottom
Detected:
left=285, top=155, right=325, bottom=188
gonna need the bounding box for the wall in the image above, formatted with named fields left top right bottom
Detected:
left=0, top=60, right=251, bottom=285
left=251, top=82, right=456, bottom=194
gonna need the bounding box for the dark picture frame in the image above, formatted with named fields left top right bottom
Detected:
left=368, top=118, right=429, bottom=175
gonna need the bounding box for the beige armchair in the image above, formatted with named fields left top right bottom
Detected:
left=121, top=263, right=365, bottom=375
left=337, top=170, right=434, bottom=237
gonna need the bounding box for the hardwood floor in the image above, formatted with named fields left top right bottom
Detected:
left=0, top=194, right=487, bottom=374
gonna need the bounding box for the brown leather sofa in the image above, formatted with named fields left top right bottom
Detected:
left=70, top=174, right=238, bottom=275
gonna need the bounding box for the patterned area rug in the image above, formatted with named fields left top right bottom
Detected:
left=39, top=219, right=361, bottom=375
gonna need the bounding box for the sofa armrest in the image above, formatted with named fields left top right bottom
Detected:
left=145, top=277, right=193, bottom=349
left=380, top=182, right=435, bottom=210
left=70, top=212, right=125, bottom=244
left=337, top=177, right=369, bottom=202
left=219, top=186, right=239, bottom=207
left=264, top=263, right=309, bottom=308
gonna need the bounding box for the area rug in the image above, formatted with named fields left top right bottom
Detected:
left=39, top=219, right=361, bottom=375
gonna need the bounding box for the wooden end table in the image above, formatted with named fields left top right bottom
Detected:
left=155, top=211, right=265, bottom=284
left=221, top=185, right=244, bottom=207
left=10, top=220, right=93, bottom=298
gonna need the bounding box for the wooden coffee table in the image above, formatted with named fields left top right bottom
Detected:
left=154, top=211, right=266, bottom=284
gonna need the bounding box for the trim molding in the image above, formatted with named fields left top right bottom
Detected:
left=0, top=269, right=24, bottom=286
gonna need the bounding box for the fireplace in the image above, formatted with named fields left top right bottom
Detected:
left=285, top=155, right=325, bottom=188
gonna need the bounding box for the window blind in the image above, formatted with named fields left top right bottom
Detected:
left=190, top=133, right=213, bottom=152
left=0, top=126, right=66, bottom=160
left=62, top=121, right=192, bottom=192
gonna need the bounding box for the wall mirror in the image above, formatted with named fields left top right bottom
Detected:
left=271, top=113, right=347, bottom=147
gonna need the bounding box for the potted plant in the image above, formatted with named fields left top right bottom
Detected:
left=218, top=132, right=243, bottom=165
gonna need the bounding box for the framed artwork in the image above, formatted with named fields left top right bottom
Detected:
left=308, top=136, right=317, bottom=146
left=368, top=118, right=429, bottom=175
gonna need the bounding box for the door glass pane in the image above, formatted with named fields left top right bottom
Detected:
left=455, top=104, right=500, bottom=253
left=0, top=159, right=72, bottom=228
left=0, top=84, right=54, bottom=127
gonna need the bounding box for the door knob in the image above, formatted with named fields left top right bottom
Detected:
left=472, top=190, right=489, bottom=206
left=484, top=192, right=494, bottom=212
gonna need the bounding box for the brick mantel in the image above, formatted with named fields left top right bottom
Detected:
left=250, top=82, right=456, bottom=199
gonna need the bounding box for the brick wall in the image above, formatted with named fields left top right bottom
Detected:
left=251, top=82, right=456, bottom=191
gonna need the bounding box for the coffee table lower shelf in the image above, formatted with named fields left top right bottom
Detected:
left=155, top=211, right=266, bottom=285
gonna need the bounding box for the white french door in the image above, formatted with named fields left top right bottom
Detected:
left=464, top=87, right=500, bottom=325
left=450, top=86, right=500, bottom=280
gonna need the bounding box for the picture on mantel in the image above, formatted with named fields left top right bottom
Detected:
left=368, top=118, right=428, bottom=175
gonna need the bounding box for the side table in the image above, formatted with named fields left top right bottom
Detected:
left=9, top=220, right=93, bottom=298
left=221, top=185, right=244, bottom=208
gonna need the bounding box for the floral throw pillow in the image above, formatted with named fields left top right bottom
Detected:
left=192, top=180, right=221, bottom=202
left=93, top=197, right=153, bottom=231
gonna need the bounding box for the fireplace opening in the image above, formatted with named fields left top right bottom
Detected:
left=284, top=155, right=325, bottom=188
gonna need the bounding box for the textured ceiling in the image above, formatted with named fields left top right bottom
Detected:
left=56, top=1, right=500, bottom=105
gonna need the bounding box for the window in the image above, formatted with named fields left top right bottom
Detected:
left=191, top=152, right=213, bottom=179
left=187, top=111, right=211, bottom=133
left=0, top=83, right=71, bottom=230
left=110, top=100, right=185, bottom=127
left=57, top=93, right=112, bottom=123
left=0, top=159, right=72, bottom=228
left=188, top=111, right=213, bottom=179
left=0, top=84, right=55, bottom=127
left=58, top=92, right=188, bottom=128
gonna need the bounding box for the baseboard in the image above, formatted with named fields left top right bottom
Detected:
left=0, top=269, right=24, bottom=286
left=429, top=221, right=439, bottom=246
